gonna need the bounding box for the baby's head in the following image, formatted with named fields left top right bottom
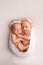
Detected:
left=10, top=21, right=22, bottom=35
left=21, top=18, right=32, bottom=34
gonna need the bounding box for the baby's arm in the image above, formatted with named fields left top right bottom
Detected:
left=17, top=34, right=30, bottom=41
left=11, top=33, right=22, bottom=44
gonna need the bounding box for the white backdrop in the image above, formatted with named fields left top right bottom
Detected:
left=0, top=0, right=43, bottom=65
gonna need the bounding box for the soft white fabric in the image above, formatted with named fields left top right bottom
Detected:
left=9, top=28, right=35, bottom=57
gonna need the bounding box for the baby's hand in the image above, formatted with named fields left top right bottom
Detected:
left=17, top=34, right=30, bottom=41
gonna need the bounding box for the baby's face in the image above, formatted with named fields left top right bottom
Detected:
left=21, top=20, right=32, bottom=34
left=11, top=23, right=22, bottom=35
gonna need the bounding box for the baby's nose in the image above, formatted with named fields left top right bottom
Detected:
left=24, top=27, right=26, bottom=30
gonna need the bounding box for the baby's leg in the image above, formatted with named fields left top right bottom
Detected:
left=17, top=42, right=23, bottom=52
left=17, top=42, right=29, bottom=52
left=22, top=44, right=29, bottom=52
left=22, top=40, right=30, bottom=46
left=14, top=41, right=22, bottom=50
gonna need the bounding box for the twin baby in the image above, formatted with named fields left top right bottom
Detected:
left=10, top=18, right=32, bottom=52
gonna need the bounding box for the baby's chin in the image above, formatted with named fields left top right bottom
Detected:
left=24, top=31, right=30, bottom=34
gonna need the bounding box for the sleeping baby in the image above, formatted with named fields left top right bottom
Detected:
left=10, top=20, right=29, bottom=52
left=17, top=18, right=32, bottom=51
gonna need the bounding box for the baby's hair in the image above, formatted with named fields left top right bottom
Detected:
left=21, top=18, right=33, bottom=28
left=10, top=20, right=21, bottom=27
left=10, top=21, right=21, bottom=33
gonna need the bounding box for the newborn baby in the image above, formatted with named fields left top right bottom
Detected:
left=10, top=20, right=29, bottom=52
left=17, top=18, right=32, bottom=47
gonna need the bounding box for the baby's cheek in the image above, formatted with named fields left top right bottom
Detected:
left=15, top=30, right=18, bottom=34
left=28, top=27, right=31, bottom=31
left=19, top=29, right=21, bottom=33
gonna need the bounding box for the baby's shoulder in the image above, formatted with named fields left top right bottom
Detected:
left=11, top=33, right=17, bottom=39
